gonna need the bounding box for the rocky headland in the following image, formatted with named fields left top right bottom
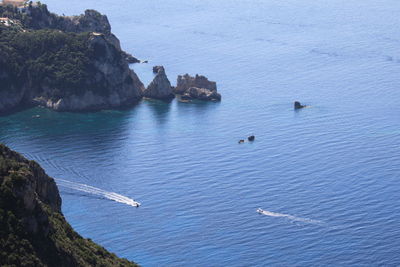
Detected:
left=0, top=2, right=221, bottom=114
left=0, top=3, right=144, bottom=112
left=0, top=144, right=137, bottom=266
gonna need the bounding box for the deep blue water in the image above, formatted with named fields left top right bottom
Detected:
left=2, top=0, right=400, bottom=265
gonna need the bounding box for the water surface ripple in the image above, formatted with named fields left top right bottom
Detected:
left=1, top=0, right=400, bottom=266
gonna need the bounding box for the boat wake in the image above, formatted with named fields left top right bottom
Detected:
left=56, top=179, right=140, bottom=207
left=257, top=208, right=321, bottom=224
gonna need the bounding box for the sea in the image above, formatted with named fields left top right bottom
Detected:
left=1, top=0, right=400, bottom=266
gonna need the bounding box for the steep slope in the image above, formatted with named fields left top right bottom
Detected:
left=0, top=3, right=144, bottom=112
left=0, top=144, right=138, bottom=266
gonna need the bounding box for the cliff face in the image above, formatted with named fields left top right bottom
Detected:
left=0, top=4, right=144, bottom=112
left=0, top=144, right=137, bottom=266
left=25, top=7, right=111, bottom=34
left=31, top=33, right=144, bottom=111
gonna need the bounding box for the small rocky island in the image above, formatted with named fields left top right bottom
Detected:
left=143, top=66, right=175, bottom=100
left=0, top=144, right=137, bottom=266
left=174, top=74, right=221, bottom=102
left=143, top=67, right=221, bottom=102
left=294, top=101, right=306, bottom=109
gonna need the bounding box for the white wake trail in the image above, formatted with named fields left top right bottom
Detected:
left=56, top=179, right=140, bottom=207
left=257, top=208, right=321, bottom=224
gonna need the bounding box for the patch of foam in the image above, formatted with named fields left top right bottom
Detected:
left=56, top=179, right=140, bottom=207
left=257, top=208, right=321, bottom=224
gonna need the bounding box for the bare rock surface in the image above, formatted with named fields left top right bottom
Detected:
left=143, top=66, right=174, bottom=100
left=175, top=74, right=221, bottom=101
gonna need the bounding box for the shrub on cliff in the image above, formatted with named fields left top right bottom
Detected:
left=0, top=26, right=114, bottom=97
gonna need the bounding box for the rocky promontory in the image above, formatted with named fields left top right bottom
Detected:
left=0, top=3, right=144, bottom=112
left=0, top=2, right=222, bottom=113
left=174, top=74, right=221, bottom=101
left=0, top=144, right=137, bottom=266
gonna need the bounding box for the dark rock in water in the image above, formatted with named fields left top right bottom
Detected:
left=294, top=101, right=306, bottom=109
left=248, top=135, right=255, bottom=141
left=0, top=144, right=137, bottom=266
left=174, top=74, right=217, bottom=94
left=153, top=65, right=164, bottom=74
left=181, top=87, right=221, bottom=102
left=143, top=66, right=174, bottom=100
left=238, top=140, right=245, bottom=144
left=174, top=74, right=221, bottom=101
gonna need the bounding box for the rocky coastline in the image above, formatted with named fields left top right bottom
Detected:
left=0, top=2, right=221, bottom=114
left=0, top=3, right=144, bottom=113
left=0, top=144, right=137, bottom=266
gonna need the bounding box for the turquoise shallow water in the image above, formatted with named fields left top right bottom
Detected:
left=1, top=0, right=400, bottom=266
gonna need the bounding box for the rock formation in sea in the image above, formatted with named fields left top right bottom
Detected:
left=143, top=66, right=174, bottom=100
left=294, top=101, right=306, bottom=109
left=174, top=74, right=221, bottom=101
left=0, top=144, right=137, bottom=266
left=0, top=3, right=144, bottom=112
left=180, top=87, right=221, bottom=102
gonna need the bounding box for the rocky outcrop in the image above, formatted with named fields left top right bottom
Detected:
left=174, top=74, right=217, bottom=94
left=0, top=144, right=137, bottom=266
left=175, top=74, right=221, bottom=101
left=62, top=9, right=112, bottom=34
left=181, top=87, right=221, bottom=102
left=25, top=6, right=126, bottom=54
left=143, top=66, right=174, bottom=100
left=294, top=101, right=306, bottom=109
left=124, top=52, right=140, bottom=64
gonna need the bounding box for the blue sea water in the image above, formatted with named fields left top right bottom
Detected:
left=1, top=0, right=400, bottom=265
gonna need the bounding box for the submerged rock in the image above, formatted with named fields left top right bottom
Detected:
left=294, top=101, right=306, bottom=109
left=143, top=66, right=174, bottom=100
left=174, top=74, right=221, bottom=101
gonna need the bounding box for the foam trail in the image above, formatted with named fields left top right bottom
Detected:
left=257, top=208, right=321, bottom=224
left=56, top=179, right=140, bottom=207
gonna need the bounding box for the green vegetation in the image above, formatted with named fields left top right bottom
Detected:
left=0, top=144, right=138, bottom=266
left=0, top=2, right=124, bottom=101
left=0, top=2, right=58, bottom=30
left=0, top=25, right=114, bottom=98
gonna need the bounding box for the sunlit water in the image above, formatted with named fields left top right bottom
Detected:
left=1, top=0, right=400, bottom=265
